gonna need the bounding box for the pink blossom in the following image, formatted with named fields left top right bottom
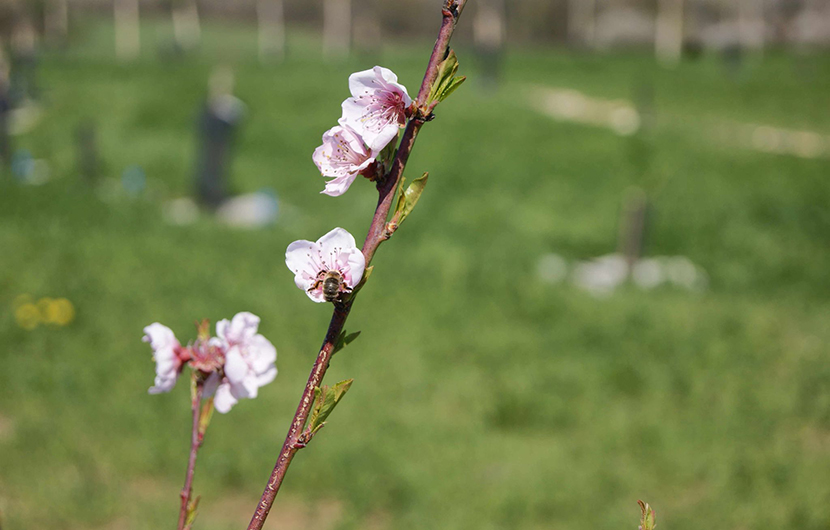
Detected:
left=285, top=227, right=366, bottom=303
left=312, top=124, right=378, bottom=197
left=143, top=323, right=185, bottom=394
left=340, top=66, right=412, bottom=151
left=206, top=312, right=277, bottom=414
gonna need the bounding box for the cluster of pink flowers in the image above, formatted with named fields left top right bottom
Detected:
left=143, top=312, right=277, bottom=413
left=284, top=66, right=413, bottom=303
left=146, top=67, right=410, bottom=409
left=313, top=66, right=412, bottom=197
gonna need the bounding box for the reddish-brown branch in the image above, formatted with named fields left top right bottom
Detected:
left=245, top=3, right=467, bottom=529
left=178, top=382, right=204, bottom=530
left=245, top=303, right=350, bottom=529
left=415, top=0, right=468, bottom=108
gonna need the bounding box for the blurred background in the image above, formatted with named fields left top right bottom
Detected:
left=1, top=0, right=829, bottom=528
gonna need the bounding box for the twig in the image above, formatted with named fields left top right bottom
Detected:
left=245, top=2, right=467, bottom=529
left=178, top=381, right=204, bottom=530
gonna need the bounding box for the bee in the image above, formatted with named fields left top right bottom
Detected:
left=312, top=270, right=349, bottom=303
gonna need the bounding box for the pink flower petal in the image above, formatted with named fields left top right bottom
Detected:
left=213, top=382, right=238, bottom=413
left=313, top=124, right=377, bottom=195
left=322, top=173, right=358, bottom=197
left=257, top=365, right=278, bottom=387
left=143, top=323, right=178, bottom=351
left=223, top=346, right=249, bottom=384
left=286, top=239, right=323, bottom=291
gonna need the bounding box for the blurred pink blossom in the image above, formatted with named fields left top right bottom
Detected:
left=206, top=312, right=278, bottom=414
left=143, top=323, right=186, bottom=394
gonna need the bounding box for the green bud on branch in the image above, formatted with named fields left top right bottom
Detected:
left=638, top=500, right=656, bottom=530
left=426, top=49, right=466, bottom=108
left=307, top=379, right=354, bottom=438
left=184, top=496, right=200, bottom=530
left=390, top=172, right=429, bottom=234
left=198, top=398, right=214, bottom=440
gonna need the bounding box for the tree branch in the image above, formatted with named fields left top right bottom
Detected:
left=245, top=3, right=467, bottom=528
left=178, top=381, right=204, bottom=530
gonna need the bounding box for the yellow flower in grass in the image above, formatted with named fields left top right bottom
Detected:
left=14, top=303, right=40, bottom=330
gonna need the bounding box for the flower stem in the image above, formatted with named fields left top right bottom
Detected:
left=245, top=3, right=467, bottom=529
left=178, top=380, right=204, bottom=530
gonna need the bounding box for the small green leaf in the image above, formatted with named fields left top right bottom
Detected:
left=439, top=75, right=466, bottom=102
left=332, top=379, right=353, bottom=401
left=308, top=386, right=324, bottom=431
left=198, top=398, right=214, bottom=437
left=428, top=49, right=460, bottom=105
left=184, top=495, right=200, bottom=529
left=189, top=371, right=198, bottom=404
left=638, top=500, right=656, bottom=530
left=394, top=176, right=407, bottom=216
left=396, top=172, right=429, bottom=226
left=308, top=379, right=354, bottom=434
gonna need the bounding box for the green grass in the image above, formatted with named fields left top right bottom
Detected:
left=1, top=16, right=830, bottom=530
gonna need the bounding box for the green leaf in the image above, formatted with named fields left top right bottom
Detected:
left=308, top=379, right=354, bottom=434
left=308, top=386, right=323, bottom=429
left=198, top=398, right=214, bottom=437
left=396, top=172, right=429, bottom=226
left=333, top=379, right=353, bottom=401
left=184, top=495, right=200, bottom=529
left=428, top=49, right=461, bottom=105
left=439, top=75, right=466, bottom=102
left=638, top=500, right=656, bottom=530
left=333, top=330, right=361, bottom=355
left=394, top=176, right=407, bottom=217
left=189, top=371, right=198, bottom=404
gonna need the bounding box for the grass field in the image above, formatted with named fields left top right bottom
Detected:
left=1, top=16, right=830, bottom=530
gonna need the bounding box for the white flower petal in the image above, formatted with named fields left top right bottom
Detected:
left=148, top=373, right=178, bottom=394
left=228, top=312, right=260, bottom=344
left=344, top=247, right=366, bottom=289
left=224, top=346, right=249, bottom=384
left=374, top=65, right=399, bottom=85
left=286, top=239, right=322, bottom=290
left=215, top=318, right=230, bottom=344
left=340, top=97, right=365, bottom=126
left=249, top=335, right=277, bottom=373
left=240, top=375, right=259, bottom=399
left=348, top=67, right=382, bottom=97
left=154, top=353, right=177, bottom=375
left=213, top=382, right=238, bottom=413
left=318, top=227, right=358, bottom=266
left=361, top=125, right=400, bottom=153
left=322, top=173, right=358, bottom=197
left=143, top=323, right=178, bottom=351
left=257, top=365, right=278, bottom=387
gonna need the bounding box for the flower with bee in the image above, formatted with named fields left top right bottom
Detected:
left=285, top=227, right=366, bottom=303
